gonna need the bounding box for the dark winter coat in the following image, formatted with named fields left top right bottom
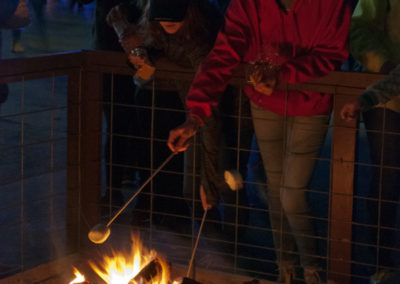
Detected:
left=142, top=0, right=223, bottom=100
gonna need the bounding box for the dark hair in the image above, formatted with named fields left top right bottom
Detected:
left=138, top=0, right=220, bottom=48
left=149, top=0, right=189, bottom=22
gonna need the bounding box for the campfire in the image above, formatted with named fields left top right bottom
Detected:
left=69, top=234, right=174, bottom=284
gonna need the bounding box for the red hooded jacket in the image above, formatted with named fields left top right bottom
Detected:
left=186, top=0, right=351, bottom=121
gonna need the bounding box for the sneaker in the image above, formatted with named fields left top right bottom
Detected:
left=12, top=42, right=24, bottom=53
left=304, top=267, right=321, bottom=284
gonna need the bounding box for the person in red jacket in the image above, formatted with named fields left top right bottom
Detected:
left=168, top=0, right=351, bottom=283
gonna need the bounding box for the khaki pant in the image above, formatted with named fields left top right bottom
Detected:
left=251, top=102, right=329, bottom=269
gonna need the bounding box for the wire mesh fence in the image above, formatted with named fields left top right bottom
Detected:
left=0, top=50, right=399, bottom=284
left=0, top=75, right=69, bottom=277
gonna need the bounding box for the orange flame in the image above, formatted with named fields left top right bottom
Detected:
left=69, top=267, right=86, bottom=284
left=87, top=234, right=170, bottom=284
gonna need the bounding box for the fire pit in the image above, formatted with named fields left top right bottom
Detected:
left=69, top=234, right=172, bottom=284
left=0, top=232, right=276, bottom=284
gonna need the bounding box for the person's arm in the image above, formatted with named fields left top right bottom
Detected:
left=168, top=0, right=253, bottom=152
left=360, top=64, right=400, bottom=110
left=350, top=0, right=393, bottom=72
left=106, top=3, right=143, bottom=53
left=186, top=0, right=253, bottom=123
left=279, top=0, right=351, bottom=84
left=341, top=64, right=400, bottom=121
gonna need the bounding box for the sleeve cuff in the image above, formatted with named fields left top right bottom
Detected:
left=189, top=106, right=207, bottom=126
left=360, top=90, right=379, bottom=112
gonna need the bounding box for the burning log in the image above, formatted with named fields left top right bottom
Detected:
left=243, top=280, right=259, bottom=284
left=129, top=258, right=163, bottom=283
left=69, top=267, right=91, bottom=284
left=181, top=277, right=202, bottom=284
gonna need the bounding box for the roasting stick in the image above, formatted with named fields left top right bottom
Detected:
left=88, top=152, right=177, bottom=244
left=186, top=209, right=208, bottom=278
left=182, top=170, right=242, bottom=282
left=108, top=152, right=176, bottom=227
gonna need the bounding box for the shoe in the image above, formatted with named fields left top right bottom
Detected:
left=304, top=267, right=321, bottom=284
left=12, top=42, right=24, bottom=53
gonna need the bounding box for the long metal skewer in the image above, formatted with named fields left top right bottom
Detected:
left=107, top=152, right=176, bottom=227
left=186, top=209, right=208, bottom=278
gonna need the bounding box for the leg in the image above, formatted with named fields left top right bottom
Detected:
left=246, top=134, right=268, bottom=208
left=11, top=29, right=24, bottom=53
left=30, top=0, right=47, bottom=39
left=250, top=103, right=298, bottom=266
left=281, top=114, right=329, bottom=269
left=200, top=106, right=228, bottom=206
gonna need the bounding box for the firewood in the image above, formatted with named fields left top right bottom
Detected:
left=129, top=258, right=162, bottom=283
left=243, top=280, right=259, bottom=284
left=181, top=277, right=202, bottom=284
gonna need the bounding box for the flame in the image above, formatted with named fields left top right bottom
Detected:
left=69, top=267, right=86, bottom=284
left=88, top=234, right=170, bottom=284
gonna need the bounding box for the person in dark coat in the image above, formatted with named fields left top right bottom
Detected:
left=80, top=0, right=146, bottom=212
left=0, top=0, right=26, bottom=105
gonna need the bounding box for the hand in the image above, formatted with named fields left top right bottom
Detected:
left=340, top=99, right=362, bottom=121
left=128, top=52, right=147, bottom=69
left=247, top=62, right=279, bottom=95
left=167, top=116, right=201, bottom=153
left=120, top=35, right=143, bottom=54
left=200, top=185, right=212, bottom=210
left=250, top=76, right=277, bottom=96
